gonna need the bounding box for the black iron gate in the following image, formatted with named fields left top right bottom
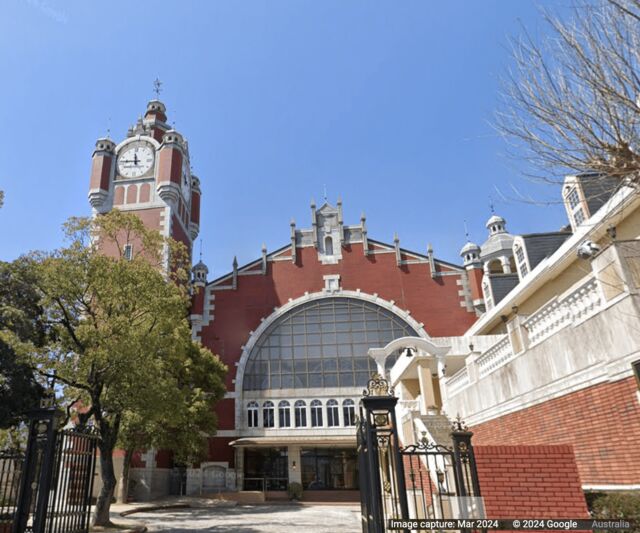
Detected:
left=357, top=374, right=483, bottom=532
left=0, top=399, right=99, bottom=533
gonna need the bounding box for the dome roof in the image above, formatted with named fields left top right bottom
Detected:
left=192, top=260, right=209, bottom=273
left=460, top=241, right=480, bottom=256
left=486, top=214, right=506, bottom=228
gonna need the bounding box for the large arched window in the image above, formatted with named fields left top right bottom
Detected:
left=243, top=297, right=418, bottom=391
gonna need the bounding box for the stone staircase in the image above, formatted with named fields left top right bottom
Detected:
left=418, top=412, right=454, bottom=447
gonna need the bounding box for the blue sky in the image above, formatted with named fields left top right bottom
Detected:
left=0, top=0, right=568, bottom=275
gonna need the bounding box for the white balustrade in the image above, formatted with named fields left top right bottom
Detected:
left=476, top=335, right=513, bottom=378
left=445, top=368, right=470, bottom=396
left=523, top=277, right=601, bottom=347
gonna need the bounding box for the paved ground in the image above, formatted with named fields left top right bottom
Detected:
left=119, top=504, right=361, bottom=533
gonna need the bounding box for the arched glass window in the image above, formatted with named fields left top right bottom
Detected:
left=325, top=236, right=334, bottom=255
left=310, top=399, right=323, bottom=427
left=243, top=297, right=418, bottom=391
left=278, top=400, right=291, bottom=428
left=343, top=399, right=356, bottom=426
left=327, top=399, right=339, bottom=427
left=294, top=400, right=307, bottom=427
left=247, top=401, right=259, bottom=428
left=263, top=401, right=274, bottom=428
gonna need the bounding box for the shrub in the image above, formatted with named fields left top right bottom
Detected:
left=588, top=492, right=640, bottom=533
left=287, top=482, right=303, bottom=501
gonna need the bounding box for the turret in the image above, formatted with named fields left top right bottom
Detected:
left=192, top=259, right=209, bottom=287
left=88, top=137, right=116, bottom=212
left=156, top=129, right=185, bottom=205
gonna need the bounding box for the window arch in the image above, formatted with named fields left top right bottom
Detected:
left=310, top=399, right=323, bottom=427
left=343, top=399, right=356, bottom=426
left=242, top=297, right=418, bottom=391
left=278, top=400, right=291, bottom=428
left=263, top=401, right=274, bottom=428
left=247, top=401, right=259, bottom=428
left=327, top=399, right=339, bottom=427
left=488, top=259, right=503, bottom=274
left=294, top=400, right=307, bottom=427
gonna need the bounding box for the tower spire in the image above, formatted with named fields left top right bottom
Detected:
left=153, top=77, right=163, bottom=99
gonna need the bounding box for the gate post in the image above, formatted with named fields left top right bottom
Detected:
left=358, top=374, right=409, bottom=533
left=450, top=416, right=482, bottom=520
left=12, top=394, right=63, bottom=533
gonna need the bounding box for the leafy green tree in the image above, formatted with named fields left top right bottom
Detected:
left=0, top=260, right=45, bottom=436
left=23, top=211, right=227, bottom=526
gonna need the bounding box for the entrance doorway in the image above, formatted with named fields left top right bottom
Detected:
left=243, top=447, right=288, bottom=491
left=301, top=448, right=358, bottom=490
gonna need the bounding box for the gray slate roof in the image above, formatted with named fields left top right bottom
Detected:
left=488, top=273, right=520, bottom=305
left=521, top=231, right=572, bottom=270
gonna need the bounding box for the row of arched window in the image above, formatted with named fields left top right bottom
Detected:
left=247, top=399, right=357, bottom=429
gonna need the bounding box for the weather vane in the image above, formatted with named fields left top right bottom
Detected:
left=464, top=220, right=470, bottom=242
left=199, top=239, right=203, bottom=261
left=153, top=78, right=163, bottom=98
left=323, top=184, right=328, bottom=203
left=488, top=196, right=495, bottom=214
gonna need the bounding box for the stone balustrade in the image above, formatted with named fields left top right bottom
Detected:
left=522, top=277, right=601, bottom=347
left=476, top=335, right=513, bottom=379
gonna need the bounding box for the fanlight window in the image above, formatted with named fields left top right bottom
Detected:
left=295, top=400, right=307, bottom=427
left=263, top=401, right=275, bottom=428
left=243, top=297, right=418, bottom=391
left=327, top=399, right=339, bottom=427
left=278, top=400, right=291, bottom=428
left=343, top=399, right=356, bottom=426
left=310, top=399, right=323, bottom=427
left=247, top=401, right=259, bottom=428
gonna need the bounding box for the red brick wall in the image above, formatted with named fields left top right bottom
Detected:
left=471, top=378, right=640, bottom=486
left=202, top=242, right=477, bottom=390
left=475, top=445, right=589, bottom=518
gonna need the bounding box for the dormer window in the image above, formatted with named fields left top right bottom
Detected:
left=564, top=186, right=585, bottom=228
left=514, top=243, right=528, bottom=278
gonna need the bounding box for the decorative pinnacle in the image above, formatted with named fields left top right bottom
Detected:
left=153, top=77, right=163, bottom=98
left=451, top=414, right=469, bottom=432
left=393, top=232, right=399, bottom=243
left=361, top=211, right=366, bottom=221
left=232, top=256, right=238, bottom=268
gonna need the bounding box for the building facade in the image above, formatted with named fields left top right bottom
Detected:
left=89, top=98, right=640, bottom=500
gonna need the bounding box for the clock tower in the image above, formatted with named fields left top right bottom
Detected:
left=88, top=98, right=201, bottom=260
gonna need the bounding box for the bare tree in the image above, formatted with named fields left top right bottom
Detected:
left=496, top=0, right=640, bottom=185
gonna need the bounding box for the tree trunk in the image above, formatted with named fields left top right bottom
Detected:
left=91, top=411, right=121, bottom=527
left=92, top=439, right=117, bottom=526
left=117, top=447, right=134, bottom=504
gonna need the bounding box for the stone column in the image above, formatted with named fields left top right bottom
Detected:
left=417, top=363, right=438, bottom=415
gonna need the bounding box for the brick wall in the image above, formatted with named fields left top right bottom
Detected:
left=475, top=445, right=589, bottom=518
left=471, top=377, right=640, bottom=486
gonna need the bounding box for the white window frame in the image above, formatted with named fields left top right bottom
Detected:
left=294, top=400, right=307, bottom=427
left=247, top=401, right=259, bottom=428
left=278, top=400, right=291, bottom=428
left=310, top=399, right=323, bottom=427
left=263, top=401, right=275, bottom=428
left=327, top=399, right=339, bottom=427
left=343, top=399, right=356, bottom=426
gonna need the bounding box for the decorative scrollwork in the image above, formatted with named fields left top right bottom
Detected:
left=400, top=432, right=453, bottom=454
left=363, top=373, right=394, bottom=397
left=451, top=414, right=469, bottom=432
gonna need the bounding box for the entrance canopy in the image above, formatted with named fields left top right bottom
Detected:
left=229, top=435, right=356, bottom=447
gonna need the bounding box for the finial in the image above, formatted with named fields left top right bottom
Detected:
left=337, top=195, right=342, bottom=205
left=489, top=196, right=495, bottom=214
left=393, top=232, right=399, bottom=242
left=106, top=116, right=112, bottom=139
left=323, top=184, right=327, bottom=203
left=464, top=220, right=470, bottom=242
left=290, top=218, right=296, bottom=227
left=310, top=198, right=316, bottom=208
left=199, top=239, right=203, bottom=261
left=153, top=77, right=163, bottom=98
left=233, top=256, right=238, bottom=268
left=262, top=243, right=267, bottom=252
left=361, top=211, right=366, bottom=221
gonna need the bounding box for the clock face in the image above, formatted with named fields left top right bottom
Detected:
left=117, top=142, right=155, bottom=178
left=181, top=159, right=190, bottom=198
